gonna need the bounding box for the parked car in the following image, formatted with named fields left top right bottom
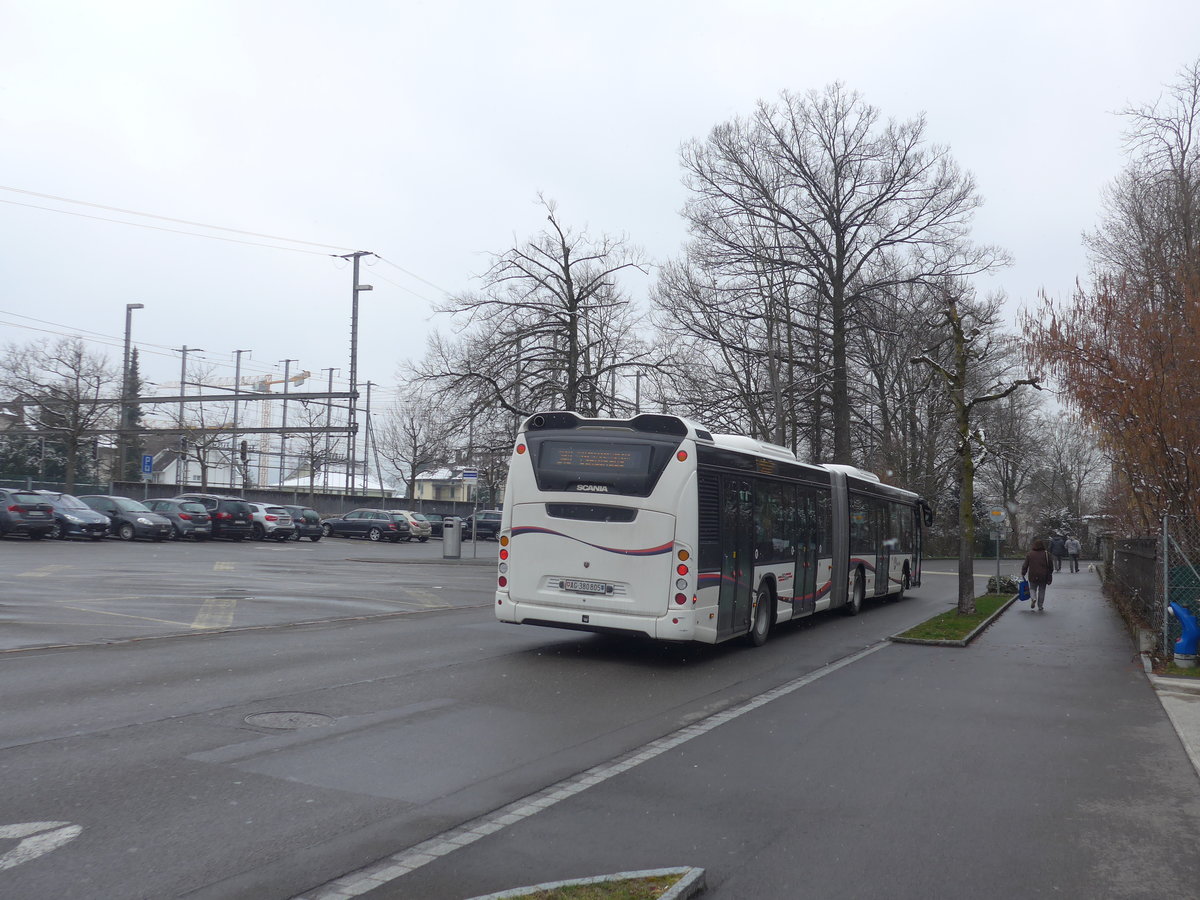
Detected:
left=463, top=509, right=503, bottom=541
left=282, top=505, right=323, bottom=542
left=388, top=509, right=432, bottom=542
left=144, top=498, right=213, bottom=541
left=321, top=508, right=411, bottom=542
left=33, top=491, right=110, bottom=540
left=78, top=495, right=174, bottom=542
left=246, top=502, right=296, bottom=541
left=174, top=493, right=254, bottom=541
left=428, top=515, right=463, bottom=538
left=0, top=488, right=57, bottom=540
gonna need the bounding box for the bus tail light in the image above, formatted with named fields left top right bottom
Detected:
left=498, top=575, right=508, bottom=588
left=674, top=593, right=687, bottom=605
left=500, top=548, right=509, bottom=560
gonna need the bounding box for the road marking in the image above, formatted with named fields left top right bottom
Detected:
left=296, top=641, right=889, bottom=899
left=214, top=562, right=236, bottom=571
left=58, top=605, right=193, bottom=627
left=0, top=822, right=82, bottom=871
left=16, top=565, right=71, bottom=578
left=192, top=597, right=238, bottom=629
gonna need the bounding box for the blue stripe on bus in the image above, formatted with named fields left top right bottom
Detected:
left=510, top=526, right=674, bottom=556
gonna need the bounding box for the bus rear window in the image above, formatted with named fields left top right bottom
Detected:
left=529, top=435, right=678, bottom=496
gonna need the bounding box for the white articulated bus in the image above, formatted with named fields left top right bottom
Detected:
left=494, top=411, right=932, bottom=646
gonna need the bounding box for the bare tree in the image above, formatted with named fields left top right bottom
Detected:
left=678, top=83, right=1008, bottom=463
left=375, top=385, right=458, bottom=501
left=422, top=196, right=653, bottom=425
left=0, top=337, right=118, bottom=491
left=913, top=283, right=1040, bottom=614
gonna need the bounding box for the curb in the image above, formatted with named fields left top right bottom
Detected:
left=888, top=595, right=1018, bottom=647
left=462, top=866, right=706, bottom=900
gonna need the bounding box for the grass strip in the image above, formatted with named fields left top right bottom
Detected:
left=895, top=594, right=1011, bottom=643
left=521, top=874, right=680, bottom=899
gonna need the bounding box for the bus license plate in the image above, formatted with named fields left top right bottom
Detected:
left=562, top=578, right=608, bottom=595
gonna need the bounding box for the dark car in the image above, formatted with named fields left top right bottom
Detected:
left=463, top=509, right=503, bottom=541
left=78, top=495, right=174, bottom=542
left=282, top=505, right=323, bottom=541
left=33, top=491, right=110, bottom=540
left=428, top=515, right=464, bottom=538
left=321, top=508, right=411, bottom=543
left=144, top=498, right=213, bottom=541
left=174, top=493, right=254, bottom=541
left=0, top=488, right=57, bottom=540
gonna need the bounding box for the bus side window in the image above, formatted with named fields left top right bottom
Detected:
left=698, top=471, right=722, bottom=572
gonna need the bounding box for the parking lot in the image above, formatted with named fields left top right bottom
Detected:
left=0, top=533, right=498, bottom=651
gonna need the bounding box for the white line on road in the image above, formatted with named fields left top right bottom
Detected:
left=0, top=822, right=82, bottom=872
left=295, top=640, right=890, bottom=899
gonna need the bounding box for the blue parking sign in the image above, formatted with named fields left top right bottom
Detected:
left=141, top=454, right=153, bottom=475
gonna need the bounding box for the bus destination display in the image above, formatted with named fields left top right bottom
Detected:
left=540, top=441, right=651, bottom=474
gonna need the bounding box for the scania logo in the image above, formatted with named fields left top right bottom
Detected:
left=575, top=484, right=610, bottom=493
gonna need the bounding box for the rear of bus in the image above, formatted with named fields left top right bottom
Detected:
left=495, top=412, right=701, bottom=641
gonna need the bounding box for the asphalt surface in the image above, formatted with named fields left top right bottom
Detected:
left=304, top=568, right=1200, bottom=900
left=0, top=534, right=497, bottom=650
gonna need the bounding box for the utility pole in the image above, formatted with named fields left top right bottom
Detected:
left=364, top=381, right=387, bottom=500
left=121, top=303, right=143, bottom=480
left=338, top=251, right=374, bottom=497
left=175, top=345, right=203, bottom=489
left=279, top=358, right=298, bottom=489
left=320, top=367, right=339, bottom=493
left=231, top=349, right=250, bottom=490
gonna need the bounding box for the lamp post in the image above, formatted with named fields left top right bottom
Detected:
left=176, top=345, right=203, bottom=489
left=121, top=303, right=144, bottom=480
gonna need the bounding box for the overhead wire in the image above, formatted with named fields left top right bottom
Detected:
left=0, top=185, right=356, bottom=253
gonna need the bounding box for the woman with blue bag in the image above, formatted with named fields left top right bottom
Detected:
left=1021, top=538, right=1054, bottom=611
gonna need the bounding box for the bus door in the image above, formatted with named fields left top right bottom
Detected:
left=718, top=477, right=754, bottom=638
left=795, top=487, right=818, bottom=615
left=875, top=502, right=892, bottom=597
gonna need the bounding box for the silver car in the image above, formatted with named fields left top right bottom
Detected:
left=246, top=502, right=296, bottom=541
left=388, top=509, right=432, bottom=543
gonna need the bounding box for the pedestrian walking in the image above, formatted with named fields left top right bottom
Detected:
left=1021, top=538, right=1054, bottom=611
left=1049, top=534, right=1067, bottom=572
left=1065, top=535, right=1081, bottom=573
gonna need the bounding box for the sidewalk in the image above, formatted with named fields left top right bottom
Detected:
left=332, top=568, right=1200, bottom=899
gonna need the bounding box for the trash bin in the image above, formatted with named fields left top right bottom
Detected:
left=442, top=517, right=461, bottom=559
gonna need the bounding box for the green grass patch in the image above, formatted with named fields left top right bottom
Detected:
left=895, top=594, right=1011, bottom=642
left=521, top=874, right=680, bottom=899
left=1160, top=662, right=1200, bottom=679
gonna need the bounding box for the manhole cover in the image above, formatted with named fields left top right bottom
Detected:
left=244, top=711, right=335, bottom=730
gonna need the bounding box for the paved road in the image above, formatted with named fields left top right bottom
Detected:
left=1, top=556, right=977, bottom=899
left=0, top=535, right=497, bottom=650
left=7, top=557, right=1195, bottom=899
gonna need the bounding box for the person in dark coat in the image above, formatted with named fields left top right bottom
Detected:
left=1049, top=534, right=1067, bottom=572
left=1022, top=538, right=1054, bottom=611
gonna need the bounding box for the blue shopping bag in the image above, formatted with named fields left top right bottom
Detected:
left=1018, top=578, right=1030, bottom=603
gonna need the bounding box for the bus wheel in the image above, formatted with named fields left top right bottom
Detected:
left=896, top=567, right=910, bottom=601
left=747, top=585, right=773, bottom=646
left=844, top=571, right=864, bottom=616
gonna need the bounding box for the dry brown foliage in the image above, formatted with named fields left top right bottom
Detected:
left=1023, top=270, right=1200, bottom=531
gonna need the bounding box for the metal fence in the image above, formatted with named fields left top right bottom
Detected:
left=1109, top=516, right=1200, bottom=658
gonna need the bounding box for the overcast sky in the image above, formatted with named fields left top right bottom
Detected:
left=2, top=0, right=1197, bottom=410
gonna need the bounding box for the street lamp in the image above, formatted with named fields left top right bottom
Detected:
left=121, top=303, right=144, bottom=481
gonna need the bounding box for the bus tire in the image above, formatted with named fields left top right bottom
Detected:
left=844, top=571, right=864, bottom=616
left=896, top=566, right=910, bottom=601
left=747, top=584, right=773, bottom=646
